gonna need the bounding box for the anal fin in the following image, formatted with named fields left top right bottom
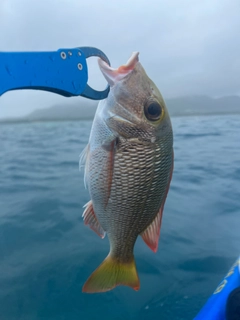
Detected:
left=82, top=200, right=105, bottom=239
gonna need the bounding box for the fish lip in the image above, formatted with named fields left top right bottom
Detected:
left=98, top=52, right=140, bottom=87
left=106, top=107, right=141, bottom=127
left=108, top=113, right=135, bottom=125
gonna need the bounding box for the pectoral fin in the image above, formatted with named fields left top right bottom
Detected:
left=101, top=137, right=118, bottom=208
left=82, top=200, right=105, bottom=239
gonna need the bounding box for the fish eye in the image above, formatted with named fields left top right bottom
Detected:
left=144, top=101, right=162, bottom=121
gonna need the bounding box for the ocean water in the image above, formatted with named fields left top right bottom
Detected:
left=0, top=115, right=239, bottom=320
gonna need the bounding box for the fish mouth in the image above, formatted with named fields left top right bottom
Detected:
left=109, top=114, right=134, bottom=125
left=107, top=106, right=140, bottom=127
left=98, top=52, right=140, bottom=87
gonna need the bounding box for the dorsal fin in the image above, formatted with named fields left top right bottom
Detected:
left=141, top=207, right=163, bottom=253
left=141, top=153, right=174, bottom=252
left=82, top=200, right=105, bottom=239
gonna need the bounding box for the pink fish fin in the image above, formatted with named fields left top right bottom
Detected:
left=101, top=138, right=118, bottom=208
left=141, top=207, right=163, bottom=253
left=79, top=144, right=90, bottom=189
left=82, top=200, right=106, bottom=239
left=141, top=154, right=174, bottom=252
left=98, top=52, right=139, bottom=86
left=82, top=254, right=140, bottom=293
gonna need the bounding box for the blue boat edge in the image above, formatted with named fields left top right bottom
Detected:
left=194, top=256, right=240, bottom=319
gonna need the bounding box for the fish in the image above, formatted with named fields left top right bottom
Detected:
left=80, top=52, right=174, bottom=293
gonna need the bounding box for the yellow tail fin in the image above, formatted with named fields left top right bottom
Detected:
left=82, top=254, right=140, bottom=293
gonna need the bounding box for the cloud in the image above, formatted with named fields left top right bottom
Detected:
left=0, top=0, right=239, bottom=118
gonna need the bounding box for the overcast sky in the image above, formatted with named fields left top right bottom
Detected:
left=0, top=0, right=239, bottom=118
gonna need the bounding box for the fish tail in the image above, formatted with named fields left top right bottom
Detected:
left=82, top=254, right=140, bottom=293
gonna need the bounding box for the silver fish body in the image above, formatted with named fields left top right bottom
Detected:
left=81, top=52, right=173, bottom=293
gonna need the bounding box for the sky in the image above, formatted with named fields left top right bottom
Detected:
left=0, top=0, right=239, bottom=118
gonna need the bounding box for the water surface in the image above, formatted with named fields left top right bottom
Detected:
left=0, top=115, right=239, bottom=320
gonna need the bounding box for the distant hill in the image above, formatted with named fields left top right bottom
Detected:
left=167, top=95, right=240, bottom=116
left=1, top=95, right=240, bottom=123
left=26, top=101, right=97, bottom=121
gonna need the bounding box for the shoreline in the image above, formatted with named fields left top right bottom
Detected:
left=1, top=112, right=240, bottom=125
